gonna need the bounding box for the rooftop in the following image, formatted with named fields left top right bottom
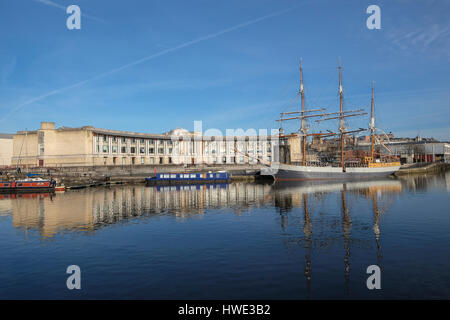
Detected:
left=0, top=133, right=13, bottom=139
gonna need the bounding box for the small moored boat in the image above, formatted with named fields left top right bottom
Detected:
left=0, top=178, right=56, bottom=193
left=146, top=172, right=230, bottom=185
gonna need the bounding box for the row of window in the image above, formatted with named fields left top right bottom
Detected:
left=97, top=145, right=172, bottom=155
left=95, top=135, right=273, bottom=148
left=96, top=135, right=171, bottom=146
left=96, top=145, right=272, bottom=156
left=102, top=156, right=272, bottom=165
left=104, top=157, right=171, bottom=165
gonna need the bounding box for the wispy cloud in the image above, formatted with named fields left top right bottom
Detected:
left=32, top=0, right=105, bottom=23
left=387, top=23, right=450, bottom=59
left=1, top=6, right=297, bottom=123
left=0, top=57, right=17, bottom=85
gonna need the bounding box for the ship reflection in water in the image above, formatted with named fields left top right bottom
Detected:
left=0, top=172, right=450, bottom=299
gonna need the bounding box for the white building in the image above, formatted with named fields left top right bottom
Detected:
left=0, top=133, right=13, bottom=167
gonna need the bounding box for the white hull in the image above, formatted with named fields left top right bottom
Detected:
left=261, top=163, right=401, bottom=181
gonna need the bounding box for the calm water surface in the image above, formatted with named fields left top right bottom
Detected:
left=1, top=173, right=450, bottom=299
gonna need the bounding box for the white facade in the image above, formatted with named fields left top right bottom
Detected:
left=91, top=127, right=278, bottom=166
left=0, top=134, right=13, bottom=167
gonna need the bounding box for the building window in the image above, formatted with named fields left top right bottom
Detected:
left=112, top=146, right=118, bottom=153
left=140, top=139, right=145, bottom=144
left=130, top=147, right=136, bottom=154
left=141, top=157, right=145, bottom=164
left=149, top=139, right=154, bottom=145
left=140, top=147, right=145, bottom=154
left=122, top=137, right=127, bottom=143
left=122, top=157, right=126, bottom=165
left=167, top=140, right=173, bottom=146
left=103, top=135, right=108, bottom=142
left=168, top=148, right=173, bottom=154
left=121, top=146, right=127, bottom=153
left=168, top=157, right=172, bottom=164
left=159, top=157, right=163, bottom=164
left=158, top=148, right=164, bottom=154
left=158, top=140, right=164, bottom=145
left=149, top=147, right=155, bottom=154
left=103, top=157, right=107, bottom=165
left=149, top=157, right=154, bottom=164
left=132, top=138, right=136, bottom=143
left=230, top=156, right=235, bottom=163
left=103, top=145, right=109, bottom=153
left=222, top=156, right=227, bottom=163
left=112, top=136, right=117, bottom=142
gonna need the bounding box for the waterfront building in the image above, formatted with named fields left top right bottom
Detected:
left=0, top=133, right=13, bottom=167
left=11, top=122, right=278, bottom=167
left=385, top=141, right=450, bottom=164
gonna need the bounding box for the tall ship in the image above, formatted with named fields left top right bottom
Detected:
left=262, top=59, right=401, bottom=181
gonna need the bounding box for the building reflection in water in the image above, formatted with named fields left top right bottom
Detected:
left=0, top=183, right=273, bottom=239
left=446, top=171, right=450, bottom=192
left=1, top=175, right=439, bottom=297
left=398, top=172, right=449, bottom=192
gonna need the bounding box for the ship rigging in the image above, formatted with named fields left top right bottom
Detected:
left=264, top=58, right=401, bottom=181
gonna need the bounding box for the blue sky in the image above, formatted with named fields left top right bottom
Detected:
left=0, top=0, right=449, bottom=140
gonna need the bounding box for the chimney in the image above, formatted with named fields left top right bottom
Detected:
left=40, top=122, right=55, bottom=130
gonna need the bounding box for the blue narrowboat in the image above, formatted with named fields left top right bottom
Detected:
left=145, top=172, right=230, bottom=185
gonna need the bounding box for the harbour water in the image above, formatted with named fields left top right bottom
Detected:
left=1, top=172, right=450, bottom=299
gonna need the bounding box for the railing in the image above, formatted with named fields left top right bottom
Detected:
left=289, top=161, right=400, bottom=168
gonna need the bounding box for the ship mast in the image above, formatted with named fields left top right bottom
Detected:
left=278, top=59, right=366, bottom=167
left=370, top=81, right=375, bottom=160
left=300, top=59, right=307, bottom=166
left=339, top=58, right=345, bottom=170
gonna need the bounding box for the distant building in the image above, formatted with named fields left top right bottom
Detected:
left=0, top=133, right=13, bottom=167
left=11, top=122, right=278, bottom=167
left=385, top=141, right=450, bottom=164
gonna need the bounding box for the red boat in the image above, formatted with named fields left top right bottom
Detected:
left=0, top=179, right=56, bottom=193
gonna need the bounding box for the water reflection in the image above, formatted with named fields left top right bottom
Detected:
left=1, top=183, right=273, bottom=238
left=399, top=171, right=450, bottom=192
left=272, top=178, right=403, bottom=295
left=446, top=171, right=450, bottom=192
left=302, top=194, right=312, bottom=296
left=1, top=173, right=449, bottom=299
left=2, top=175, right=446, bottom=242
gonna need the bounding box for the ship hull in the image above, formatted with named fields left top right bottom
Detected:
left=0, top=180, right=56, bottom=193
left=262, top=164, right=400, bottom=181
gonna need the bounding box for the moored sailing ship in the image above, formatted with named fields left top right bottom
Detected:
left=262, top=59, right=401, bottom=181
